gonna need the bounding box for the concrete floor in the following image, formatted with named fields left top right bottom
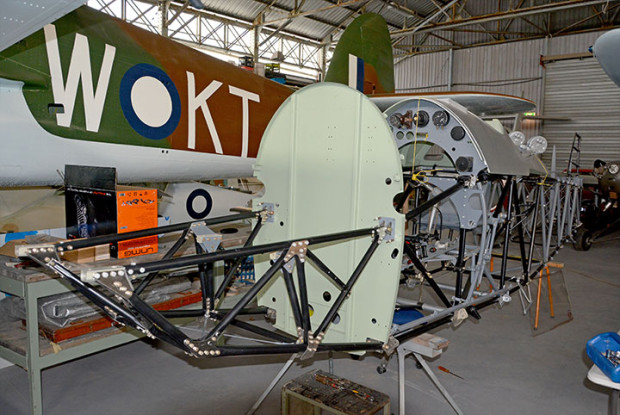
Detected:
left=0, top=238, right=619, bottom=415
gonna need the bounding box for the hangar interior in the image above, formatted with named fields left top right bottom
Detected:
left=0, top=1, right=619, bottom=415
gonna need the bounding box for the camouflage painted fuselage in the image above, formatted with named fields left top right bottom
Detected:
left=0, top=6, right=291, bottom=185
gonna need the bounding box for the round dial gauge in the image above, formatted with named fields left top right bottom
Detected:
left=414, top=111, right=429, bottom=127
left=432, top=110, right=450, bottom=127
left=389, top=113, right=403, bottom=128
left=451, top=126, right=466, bottom=141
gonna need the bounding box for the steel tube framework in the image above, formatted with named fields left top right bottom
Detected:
left=19, top=164, right=582, bottom=360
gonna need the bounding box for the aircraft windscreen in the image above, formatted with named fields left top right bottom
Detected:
left=399, top=142, right=455, bottom=171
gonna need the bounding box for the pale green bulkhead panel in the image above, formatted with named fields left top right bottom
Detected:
left=252, top=83, right=404, bottom=346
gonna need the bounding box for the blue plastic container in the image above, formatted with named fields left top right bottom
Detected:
left=393, top=309, right=424, bottom=325
left=586, top=332, right=620, bottom=383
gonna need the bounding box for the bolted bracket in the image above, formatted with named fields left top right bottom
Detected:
left=376, top=217, right=396, bottom=242
left=285, top=241, right=309, bottom=261
left=190, top=223, right=222, bottom=253
left=259, top=202, right=275, bottom=223
left=265, top=308, right=277, bottom=325
left=283, top=258, right=295, bottom=273
left=81, top=266, right=133, bottom=299
left=299, top=332, right=323, bottom=361
left=498, top=292, right=512, bottom=306
left=296, top=327, right=304, bottom=344
left=382, top=336, right=399, bottom=356
left=451, top=307, right=468, bottom=327
left=15, top=244, right=59, bottom=264
left=183, top=338, right=221, bottom=358
left=463, top=174, right=477, bottom=188
left=275, top=240, right=309, bottom=272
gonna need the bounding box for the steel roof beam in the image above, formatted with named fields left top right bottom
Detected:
left=406, top=0, right=460, bottom=35
left=320, top=0, right=376, bottom=44
left=393, top=23, right=619, bottom=61
left=167, top=0, right=190, bottom=25
left=553, top=2, right=620, bottom=36
left=381, top=0, right=426, bottom=20
left=259, top=0, right=367, bottom=27
left=167, top=0, right=334, bottom=42
left=159, top=0, right=327, bottom=45
left=501, top=0, right=527, bottom=35
left=392, top=0, right=458, bottom=48
left=611, top=4, right=620, bottom=22
left=391, top=0, right=613, bottom=36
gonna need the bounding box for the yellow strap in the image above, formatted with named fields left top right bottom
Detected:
left=537, top=157, right=551, bottom=186
left=411, top=98, right=421, bottom=172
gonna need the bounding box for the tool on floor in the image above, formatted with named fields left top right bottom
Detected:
left=438, top=366, right=464, bottom=380
left=315, top=372, right=376, bottom=402
left=282, top=370, right=390, bottom=415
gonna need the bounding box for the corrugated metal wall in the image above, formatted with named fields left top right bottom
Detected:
left=394, top=31, right=619, bottom=169
left=395, top=51, right=451, bottom=92
left=546, top=32, right=602, bottom=55
left=394, top=39, right=545, bottom=98
left=542, top=59, right=620, bottom=169
left=452, top=39, right=543, bottom=101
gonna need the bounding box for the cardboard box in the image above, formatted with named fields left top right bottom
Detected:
left=65, top=166, right=158, bottom=259
left=65, top=166, right=117, bottom=239
left=116, top=186, right=158, bottom=258
left=61, top=244, right=111, bottom=263
left=0, top=237, right=109, bottom=264
left=0, top=239, right=27, bottom=258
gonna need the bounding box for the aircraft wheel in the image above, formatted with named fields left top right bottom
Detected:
left=574, top=227, right=592, bottom=251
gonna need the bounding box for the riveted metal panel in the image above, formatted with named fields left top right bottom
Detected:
left=0, top=0, right=87, bottom=52
left=253, top=83, right=405, bottom=345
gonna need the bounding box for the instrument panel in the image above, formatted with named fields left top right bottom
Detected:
left=385, top=99, right=482, bottom=175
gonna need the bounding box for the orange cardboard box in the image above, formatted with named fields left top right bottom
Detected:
left=116, top=186, right=158, bottom=258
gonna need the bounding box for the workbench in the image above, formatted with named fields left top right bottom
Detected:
left=0, top=223, right=252, bottom=415
left=0, top=256, right=145, bottom=415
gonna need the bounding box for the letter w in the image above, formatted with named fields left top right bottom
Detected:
left=44, top=24, right=116, bottom=132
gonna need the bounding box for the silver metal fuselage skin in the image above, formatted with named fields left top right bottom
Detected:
left=594, top=29, right=620, bottom=88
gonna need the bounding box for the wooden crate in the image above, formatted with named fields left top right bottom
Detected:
left=282, top=369, right=390, bottom=415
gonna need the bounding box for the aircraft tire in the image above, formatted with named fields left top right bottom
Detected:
left=574, top=227, right=592, bottom=251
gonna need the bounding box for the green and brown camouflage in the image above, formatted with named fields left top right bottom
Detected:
left=325, top=13, right=394, bottom=94
left=0, top=6, right=292, bottom=157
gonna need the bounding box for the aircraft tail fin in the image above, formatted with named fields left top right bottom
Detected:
left=325, top=13, right=394, bottom=94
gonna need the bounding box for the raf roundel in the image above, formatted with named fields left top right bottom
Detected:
left=120, top=63, right=181, bottom=140
left=186, top=189, right=213, bottom=220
